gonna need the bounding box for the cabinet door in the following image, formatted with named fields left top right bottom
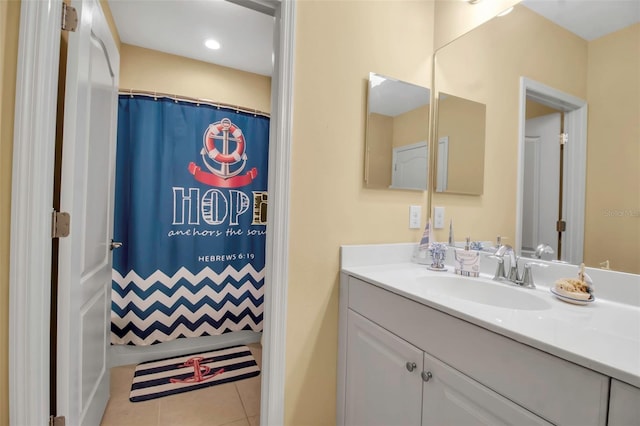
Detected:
left=608, top=379, right=640, bottom=426
left=421, top=352, right=552, bottom=426
left=345, top=310, right=423, bottom=426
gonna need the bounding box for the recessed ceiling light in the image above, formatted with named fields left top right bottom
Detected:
left=205, top=39, right=221, bottom=50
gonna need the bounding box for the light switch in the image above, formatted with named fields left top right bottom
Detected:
left=409, top=205, right=421, bottom=229
left=434, top=206, right=445, bottom=229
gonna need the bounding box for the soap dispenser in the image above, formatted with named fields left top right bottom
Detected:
left=454, top=236, right=481, bottom=277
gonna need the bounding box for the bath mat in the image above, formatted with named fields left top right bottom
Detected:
left=129, top=345, right=260, bottom=402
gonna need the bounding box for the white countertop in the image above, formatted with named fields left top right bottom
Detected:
left=341, top=244, right=640, bottom=388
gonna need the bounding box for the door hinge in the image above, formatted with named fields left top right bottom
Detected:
left=52, top=211, right=71, bottom=238
left=49, top=415, right=66, bottom=426
left=61, top=3, right=78, bottom=32
left=559, top=133, right=568, bottom=145
left=556, top=220, right=567, bottom=232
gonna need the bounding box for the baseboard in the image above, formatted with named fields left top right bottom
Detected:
left=110, top=331, right=262, bottom=367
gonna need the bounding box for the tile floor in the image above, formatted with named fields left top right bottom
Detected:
left=100, top=343, right=262, bottom=426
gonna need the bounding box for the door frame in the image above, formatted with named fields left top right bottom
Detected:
left=516, top=77, right=587, bottom=264
left=8, top=1, right=295, bottom=425
left=436, top=136, right=449, bottom=192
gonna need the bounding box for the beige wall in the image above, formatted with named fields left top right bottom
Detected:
left=393, top=104, right=430, bottom=148
left=526, top=99, right=557, bottom=119
left=286, top=0, right=434, bottom=423
left=0, top=1, right=20, bottom=424
left=436, top=95, right=485, bottom=194
left=584, top=23, right=640, bottom=274
left=119, top=44, right=271, bottom=112
left=430, top=5, right=587, bottom=244
left=366, top=113, right=393, bottom=187
left=434, top=0, right=521, bottom=49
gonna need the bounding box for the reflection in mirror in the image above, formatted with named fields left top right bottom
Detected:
left=521, top=100, right=564, bottom=261
left=432, top=1, right=639, bottom=274
left=365, top=73, right=430, bottom=191
left=435, top=93, right=486, bottom=194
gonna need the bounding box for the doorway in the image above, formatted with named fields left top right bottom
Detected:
left=516, top=77, right=588, bottom=265
left=8, top=1, right=294, bottom=425
left=522, top=111, right=562, bottom=259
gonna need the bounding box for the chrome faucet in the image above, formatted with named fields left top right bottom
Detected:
left=494, top=244, right=520, bottom=283
left=491, top=244, right=539, bottom=289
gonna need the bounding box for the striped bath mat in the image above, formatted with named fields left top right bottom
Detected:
left=129, top=345, right=260, bottom=402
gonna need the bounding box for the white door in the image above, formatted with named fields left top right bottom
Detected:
left=391, top=141, right=428, bottom=190
left=436, top=136, right=449, bottom=192
left=57, top=0, right=120, bottom=424
left=523, top=113, right=561, bottom=255
left=345, top=310, right=423, bottom=426
left=421, top=352, right=552, bottom=426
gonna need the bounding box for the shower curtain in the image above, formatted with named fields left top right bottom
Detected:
left=111, top=95, right=269, bottom=346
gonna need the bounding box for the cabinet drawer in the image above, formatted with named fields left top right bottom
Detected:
left=348, top=276, right=609, bottom=426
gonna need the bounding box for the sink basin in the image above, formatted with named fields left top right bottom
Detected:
left=421, top=275, right=552, bottom=310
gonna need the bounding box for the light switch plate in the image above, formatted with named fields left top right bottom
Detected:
left=409, top=205, right=421, bottom=229
left=434, top=206, right=445, bottom=229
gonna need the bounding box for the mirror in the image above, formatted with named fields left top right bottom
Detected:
left=432, top=1, right=639, bottom=274
left=434, top=93, right=486, bottom=194
left=365, top=73, right=430, bottom=191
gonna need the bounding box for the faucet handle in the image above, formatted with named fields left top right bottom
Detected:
left=521, top=262, right=548, bottom=289
left=508, top=255, right=521, bottom=283
left=488, top=255, right=506, bottom=281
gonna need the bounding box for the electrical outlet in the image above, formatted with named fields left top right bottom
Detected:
left=409, top=205, right=421, bottom=229
left=434, top=206, right=445, bottom=229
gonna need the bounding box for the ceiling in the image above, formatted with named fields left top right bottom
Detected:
left=369, top=74, right=431, bottom=117
left=107, top=1, right=639, bottom=79
left=520, top=0, right=640, bottom=41
left=107, top=0, right=275, bottom=76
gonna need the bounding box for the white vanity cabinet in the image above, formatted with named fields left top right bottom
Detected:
left=608, top=379, right=640, bottom=426
left=344, top=305, right=551, bottom=426
left=345, top=310, right=423, bottom=425
left=337, top=274, right=610, bottom=426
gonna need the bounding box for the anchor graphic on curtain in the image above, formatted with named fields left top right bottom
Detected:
left=188, top=117, right=259, bottom=188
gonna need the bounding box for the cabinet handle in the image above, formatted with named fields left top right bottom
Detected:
left=421, top=371, right=433, bottom=382
left=406, top=362, right=417, bottom=372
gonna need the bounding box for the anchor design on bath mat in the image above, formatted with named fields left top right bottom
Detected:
left=169, top=356, right=225, bottom=384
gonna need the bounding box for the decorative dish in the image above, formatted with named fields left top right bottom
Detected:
left=550, top=287, right=595, bottom=305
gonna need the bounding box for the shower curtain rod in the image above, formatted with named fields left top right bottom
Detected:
left=119, top=89, right=271, bottom=118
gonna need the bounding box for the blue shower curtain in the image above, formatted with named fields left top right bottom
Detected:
left=111, top=95, right=269, bottom=346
